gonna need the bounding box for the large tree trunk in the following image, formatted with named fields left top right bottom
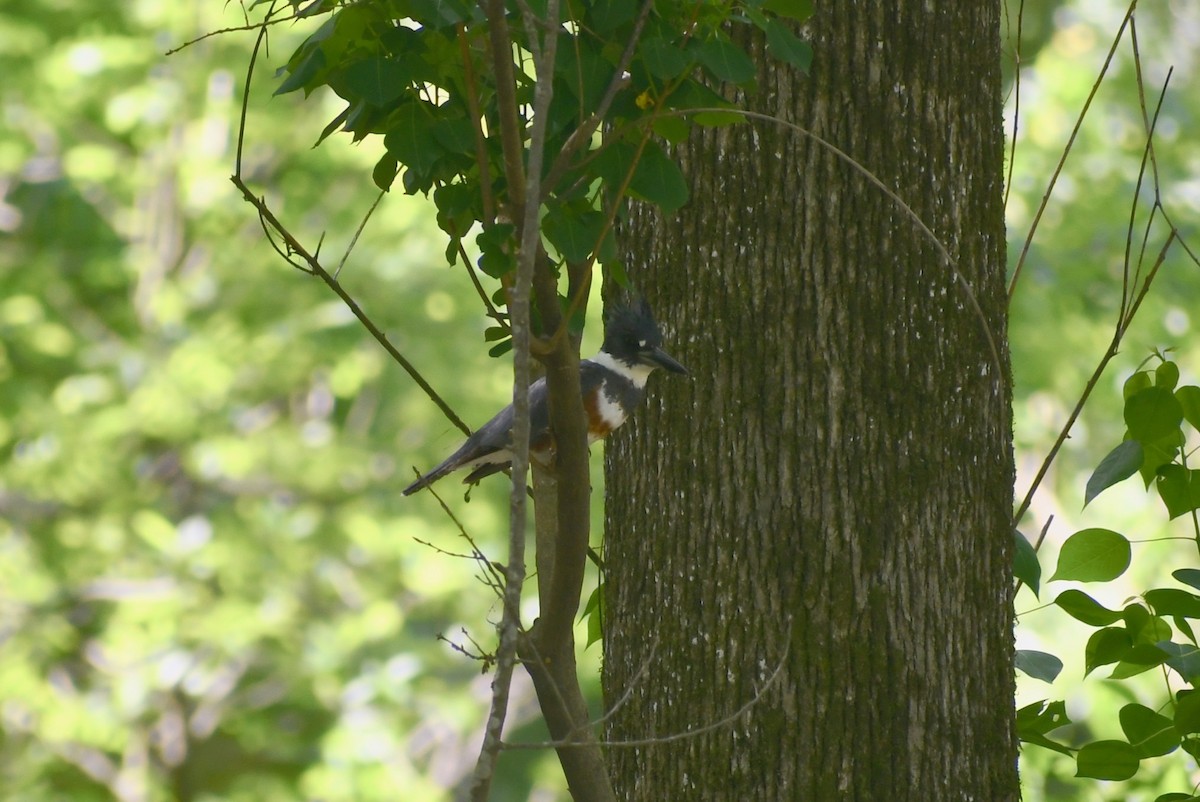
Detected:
left=602, top=2, right=1017, bottom=799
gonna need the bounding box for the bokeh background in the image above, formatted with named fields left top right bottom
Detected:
left=1, top=1, right=1199, bottom=800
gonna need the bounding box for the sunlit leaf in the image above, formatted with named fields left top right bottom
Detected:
left=1177, top=385, right=1200, bottom=432
left=1157, top=466, right=1200, bottom=520
left=1075, top=740, right=1139, bottom=780
left=1050, top=528, right=1130, bottom=583
left=1016, top=700, right=1072, bottom=755
left=1159, top=642, right=1200, bottom=684
left=1120, top=703, right=1179, bottom=758
left=1084, top=627, right=1131, bottom=676
left=1015, top=650, right=1062, bottom=683
left=1084, top=440, right=1142, bottom=506
left=1174, top=568, right=1200, bottom=593
left=1054, top=589, right=1121, bottom=626
left=1013, top=530, right=1040, bottom=596
left=1125, top=385, right=1183, bottom=442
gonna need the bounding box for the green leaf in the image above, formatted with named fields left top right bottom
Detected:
left=433, top=182, right=477, bottom=237
left=1159, top=641, right=1200, bottom=683
left=1146, top=588, right=1200, bottom=619
left=1157, top=360, right=1181, bottom=389
left=1157, top=466, right=1200, bottom=520
left=1054, top=589, right=1122, bottom=626
left=371, top=153, right=398, bottom=191
left=340, top=57, right=410, bottom=106
left=640, top=36, right=692, bottom=79
left=554, top=38, right=611, bottom=108
left=668, top=79, right=744, bottom=126
left=408, top=0, right=472, bottom=27
left=1050, top=528, right=1130, bottom=583
left=1126, top=385, right=1184, bottom=442
left=487, top=338, right=513, bottom=357
left=1109, top=644, right=1169, bottom=679
left=580, top=584, right=604, bottom=648
left=543, top=206, right=606, bottom=263
left=587, top=0, right=637, bottom=33
left=1084, top=440, right=1143, bottom=506
left=382, top=102, right=444, bottom=176
left=1155, top=793, right=1200, bottom=802
left=1016, top=700, right=1073, bottom=755
left=1120, top=703, right=1180, bottom=758
left=1015, top=650, right=1062, bottom=683
left=429, top=116, right=476, bottom=157
left=275, top=47, right=327, bottom=96
left=1013, top=530, right=1040, bottom=596
left=628, top=142, right=689, bottom=213
left=652, top=115, right=691, bottom=144
left=693, top=35, right=757, bottom=85
left=1174, top=568, right=1200, bottom=593
left=1177, top=691, right=1200, bottom=735
left=475, top=224, right=515, bottom=278
left=1177, top=386, right=1200, bottom=432
left=762, top=0, right=815, bottom=22
left=1177, top=615, right=1198, bottom=645
left=1138, top=429, right=1183, bottom=487
left=1084, top=627, right=1132, bottom=676
left=1075, top=740, right=1139, bottom=781
left=1017, top=699, right=1070, bottom=734
left=595, top=141, right=690, bottom=214
left=1124, top=370, right=1152, bottom=399
left=1185, top=737, right=1200, bottom=763
left=764, top=19, right=813, bottom=73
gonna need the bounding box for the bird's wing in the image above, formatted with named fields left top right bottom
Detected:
left=402, top=376, right=552, bottom=494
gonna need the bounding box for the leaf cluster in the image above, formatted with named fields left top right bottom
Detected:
left=1016, top=357, right=1200, bottom=795
left=270, top=0, right=812, bottom=344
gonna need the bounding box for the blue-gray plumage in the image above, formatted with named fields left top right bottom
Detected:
left=402, top=299, right=687, bottom=495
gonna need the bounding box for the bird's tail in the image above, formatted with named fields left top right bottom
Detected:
left=401, top=463, right=456, bottom=495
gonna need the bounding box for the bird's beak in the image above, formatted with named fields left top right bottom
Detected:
left=645, top=347, right=688, bottom=375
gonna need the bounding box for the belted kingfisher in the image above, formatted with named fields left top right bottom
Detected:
left=402, top=299, right=688, bottom=495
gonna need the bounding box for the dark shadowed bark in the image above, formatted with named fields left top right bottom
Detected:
left=603, top=2, right=1017, bottom=800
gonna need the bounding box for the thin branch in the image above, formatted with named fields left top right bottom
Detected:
left=464, top=1, right=559, bottom=796
left=1011, top=232, right=1176, bottom=531
left=456, top=22, right=496, bottom=225
left=230, top=10, right=470, bottom=437
left=1012, top=54, right=1177, bottom=532
left=1002, top=0, right=1025, bottom=211
left=165, top=7, right=309, bottom=56
left=1007, top=0, right=1137, bottom=301
left=542, top=0, right=653, bottom=197
left=334, top=189, right=385, bottom=280
left=232, top=178, right=471, bottom=436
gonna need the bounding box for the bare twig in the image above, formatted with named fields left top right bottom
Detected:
left=229, top=8, right=470, bottom=438
left=1002, top=0, right=1025, bottom=211
left=1007, top=0, right=1137, bottom=301
left=1012, top=52, right=1177, bottom=532
left=334, top=189, right=385, bottom=280
left=542, top=0, right=654, bottom=196
left=463, top=0, right=560, bottom=796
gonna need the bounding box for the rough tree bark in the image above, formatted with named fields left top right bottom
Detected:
left=603, top=2, right=1017, bottom=800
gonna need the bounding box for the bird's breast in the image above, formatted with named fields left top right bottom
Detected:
left=583, top=382, right=629, bottom=442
